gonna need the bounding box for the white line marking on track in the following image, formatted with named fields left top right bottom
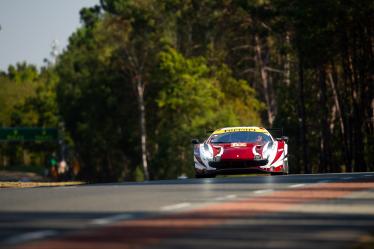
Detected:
left=342, top=177, right=353, bottom=180
left=5, top=230, right=57, bottom=245
left=161, top=202, right=191, bottom=211
left=91, top=214, right=134, bottom=225
left=289, top=184, right=306, bottom=188
left=253, top=189, right=273, bottom=194
left=214, top=194, right=237, bottom=201
left=364, top=175, right=372, bottom=177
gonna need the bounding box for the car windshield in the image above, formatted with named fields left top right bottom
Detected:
left=210, top=132, right=272, bottom=144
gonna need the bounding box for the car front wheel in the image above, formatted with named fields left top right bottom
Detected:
left=195, top=173, right=216, bottom=178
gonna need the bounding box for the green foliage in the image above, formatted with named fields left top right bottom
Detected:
left=11, top=68, right=59, bottom=127
left=133, top=166, right=145, bottom=182
left=6, top=63, right=39, bottom=83
left=150, top=49, right=262, bottom=178
left=0, top=64, right=39, bottom=126
left=3, top=0, right=372, bottom=180
left=0, top=64, right=60, bottom=170
left=5, top=164, right=45, bottom=175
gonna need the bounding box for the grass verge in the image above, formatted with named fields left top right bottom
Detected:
left=0, top=181, right=86, bottom=188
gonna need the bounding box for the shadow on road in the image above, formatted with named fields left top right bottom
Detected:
left=0, top=178, right=373, bottom=249
left=1, top=211, right=372, bottom=249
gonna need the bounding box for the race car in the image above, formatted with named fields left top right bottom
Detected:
left=192, top=126, right=288, bottom=178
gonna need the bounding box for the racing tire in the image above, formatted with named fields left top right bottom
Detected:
left=270, top=172, right=288, bottom=176
left=195, top=173, right=216, bottom=178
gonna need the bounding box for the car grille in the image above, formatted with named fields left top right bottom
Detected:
left=209, top=159, right=268, bottom=169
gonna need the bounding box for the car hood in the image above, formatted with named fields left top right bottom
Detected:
left=211, top=142, right=264, bottom=160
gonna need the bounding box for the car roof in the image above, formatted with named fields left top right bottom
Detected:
left=212, top=126, right=270, bottom=135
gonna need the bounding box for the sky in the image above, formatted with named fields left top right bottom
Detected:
left=0, top=0, right=99, bottom=71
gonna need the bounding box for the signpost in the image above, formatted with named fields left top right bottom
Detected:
left=0, top=128, right=58, bottom=142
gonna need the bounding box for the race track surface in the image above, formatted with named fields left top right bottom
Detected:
left=0, top=172, right=373, bottom=249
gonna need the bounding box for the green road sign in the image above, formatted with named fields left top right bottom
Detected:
left=0, top=128, right=58, bottom=142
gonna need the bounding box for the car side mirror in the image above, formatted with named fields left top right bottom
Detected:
left=276, top=136, right=288, bottom=142
left=191, top=139, right=200, bottom=144
left=281, top=136, right=288, bottom=142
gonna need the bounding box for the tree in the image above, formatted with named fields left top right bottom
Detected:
left=56, top=6, right=136, bottom=181
left=0, top=63, right=60, bottom=168
left=100, top=0, right=175, bottom=180
left=11, top=67, right=59, bottom=127
left=53, top=0, right=373, bottom=180
left=150, top=48, right=262, bottom=178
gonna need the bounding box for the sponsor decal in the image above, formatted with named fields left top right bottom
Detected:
left=213, top=127, right=269, bottom=134
left=230, top=142, right=247, bottom=147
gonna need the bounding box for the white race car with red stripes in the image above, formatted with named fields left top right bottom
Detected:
left=192, top=126, right=288, bottom=178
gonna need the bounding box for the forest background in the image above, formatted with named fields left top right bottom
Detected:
left=0, top=0, right=372, bottom=181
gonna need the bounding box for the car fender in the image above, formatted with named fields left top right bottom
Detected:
left=194, top=143, right=217, bottom=170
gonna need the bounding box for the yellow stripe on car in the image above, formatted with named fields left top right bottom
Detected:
left=212, top=127, right=269, bottom=135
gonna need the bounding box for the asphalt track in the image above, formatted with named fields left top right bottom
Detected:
left=0, top=172, right=373, bottom=249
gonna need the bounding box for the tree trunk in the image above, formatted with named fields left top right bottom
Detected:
left=254, top=34, right=275, bottom=126
left=136, top=77, right=150, bottom=180
left=283, top=33, right=291, bottom=87
left=318, top=66, right=331, bottom=173
left=327, top=65, right=350, bottom=171
left=340, top=33, right=354, bottom=172
left=349, top=36, right=366, bottom=172
left=298, top=54, right=309, bottom=173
